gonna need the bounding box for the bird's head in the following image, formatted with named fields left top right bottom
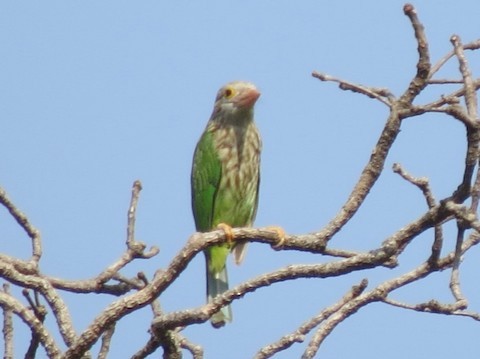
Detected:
left=212, top=81, right=260, bottom=122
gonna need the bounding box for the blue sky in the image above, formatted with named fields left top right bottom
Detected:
left=1, top=1, right=479, bottom=358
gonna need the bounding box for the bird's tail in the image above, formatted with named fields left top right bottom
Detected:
left=206, top=263, right=232, bottom=328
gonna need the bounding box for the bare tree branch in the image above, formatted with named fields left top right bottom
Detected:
left=311, top=71, right=393, bottom=106
left=255, top=279, right=368, bottom=359
left=392, top=163, right=443, bottom=263
left=399, top=3, right=431, bottom=105
left=0, top=187, right=42, bottom=267
left=2, top=284, right=13, bottom=359
left=97, top=324, right=115, bottom=359
left=0, top=290, right=59, bottom=358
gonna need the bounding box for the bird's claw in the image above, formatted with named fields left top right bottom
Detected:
left=217, top=223, right=234, bottom=243
left=268, top=226, right=286, bottom=249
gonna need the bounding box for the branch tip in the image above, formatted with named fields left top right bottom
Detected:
left=403, top=3, right=415, bottom=15
left=133, top=180, right=143, bottom=192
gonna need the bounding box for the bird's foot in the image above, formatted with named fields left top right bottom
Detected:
left=267, top=226, right=286, bottom=249
left=217, top=223, right=234, bottom=243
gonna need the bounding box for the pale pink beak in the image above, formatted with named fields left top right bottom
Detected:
left=236, top=87, right=260, bottom=108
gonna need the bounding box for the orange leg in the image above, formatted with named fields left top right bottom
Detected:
left=267, top=226, right=286, bottom=249
left=217, top=223, right=234, bottom=243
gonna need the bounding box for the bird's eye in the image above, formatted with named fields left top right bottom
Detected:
left=224, top=88, right=234, bottom=99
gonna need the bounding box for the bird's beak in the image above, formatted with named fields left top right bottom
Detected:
left=236, top=87, right=261, bottom=108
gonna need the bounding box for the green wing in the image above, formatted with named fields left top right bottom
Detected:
left=191, top=129, right=222, bottom=232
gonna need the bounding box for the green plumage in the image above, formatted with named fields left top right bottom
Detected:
left=191, top=81, right=261, bottom=327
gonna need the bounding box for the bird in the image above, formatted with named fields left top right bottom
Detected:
left=191, top=81, right=262, bottom=328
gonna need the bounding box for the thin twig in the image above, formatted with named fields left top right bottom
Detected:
left=430, top=39, right=480, bottom=78
left=0, top=291, right=60, bottom=358
left=311, top=71, right=393, bottom=106
left=2, top=284, right=14, bottom=359
left=392, top=163, right=443, bottom=263
left=127, top=180, right=141, bottom=248
left=22, top=289, right=48, bottom=359
left=428, top=79, right=465, bottom=84
left=449, top=227, right=467, bottom=304
left=384, top=297, right=469, bottom=315
left=399, top=3, right=431, bottom=104
left=126, top=180, right=159, bottom=258
left=98, top=324, right=115, bottom=359
left=409, top=79, right=480, bottom=115
left=0, top=187, right=42, bottom=265
left=449, top=35, right=480, bottom=203
left=179, top=334, right=204, bottom=359
left=392, top=163, right=436, bottom=207
left=450, top=35, right=478, bottom=123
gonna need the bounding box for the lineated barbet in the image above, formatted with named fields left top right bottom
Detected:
left=191, top=81, right=261, bottom=327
